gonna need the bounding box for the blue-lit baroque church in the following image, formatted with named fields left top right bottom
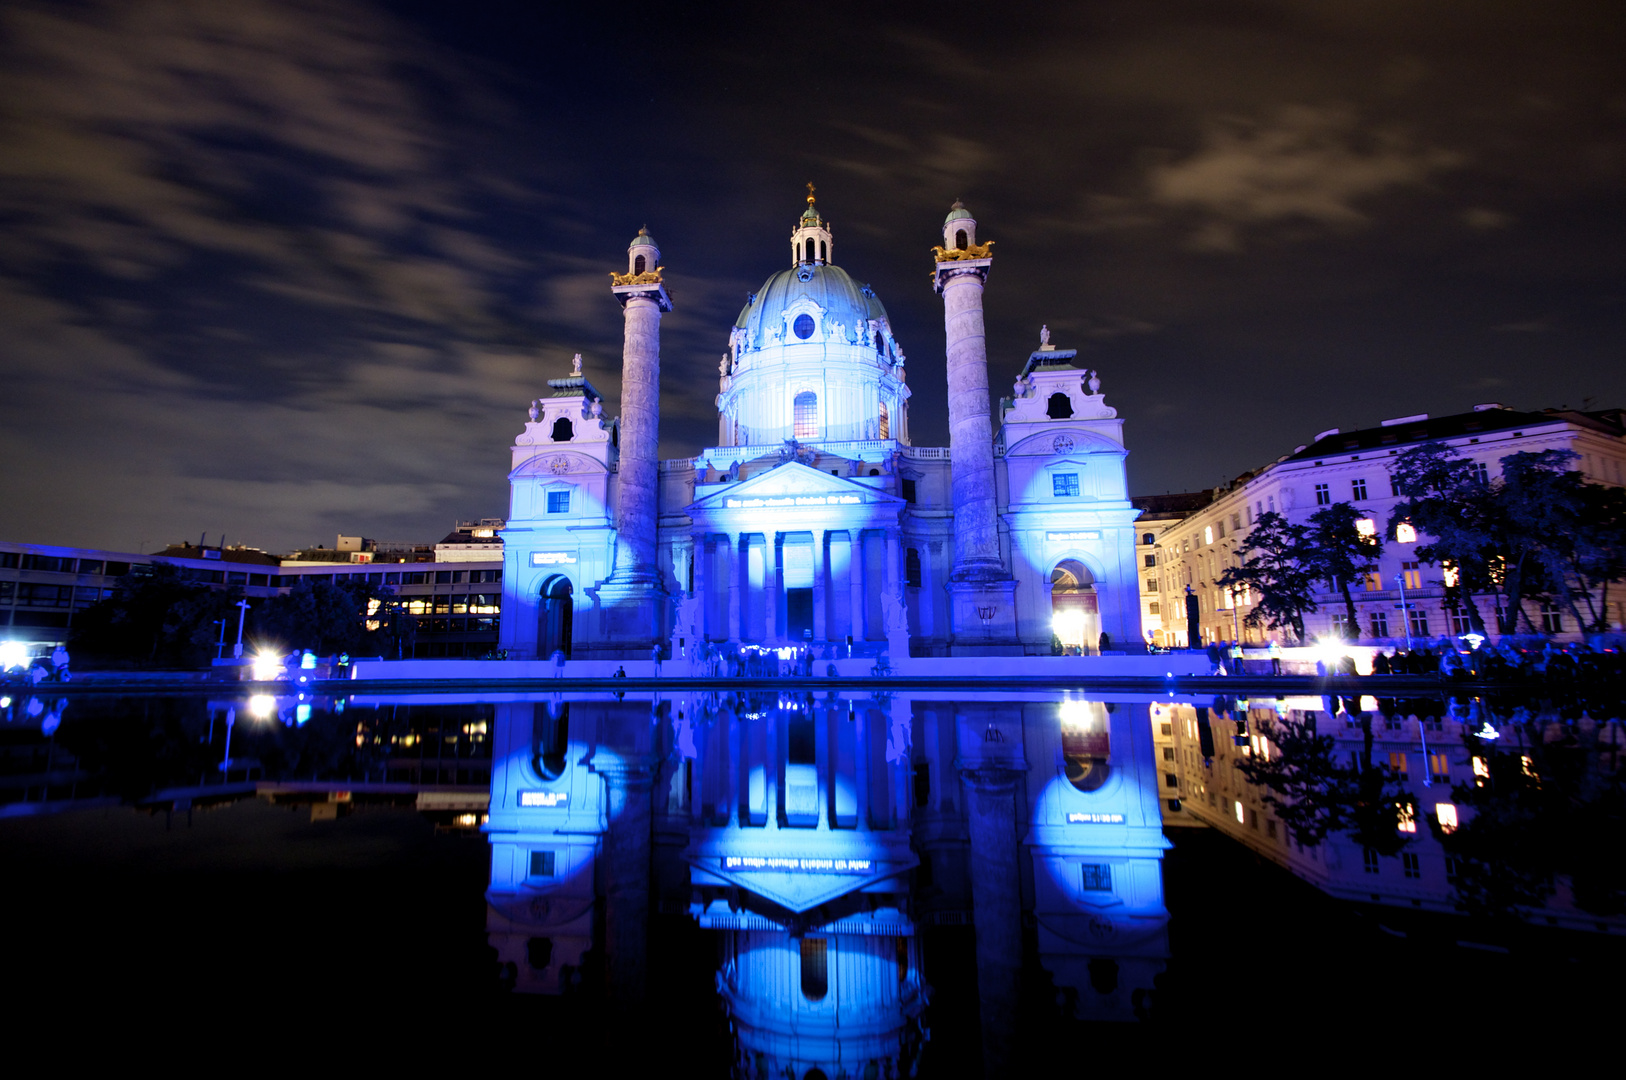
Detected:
left=498, top=194, right=1142, bottom=662
left=484, top=197, right=1168, bottom=1077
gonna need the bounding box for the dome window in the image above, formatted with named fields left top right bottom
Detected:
left=805, top=238, right=816, bottom=263
left=878, top=402, right=890, bottom=440
left=793, top=313, right=816, bottom=340
left=793, top=391, right=819, bottom=438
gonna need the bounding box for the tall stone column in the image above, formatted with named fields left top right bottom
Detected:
left=600, top=761, right=653, bottom=1003
left=933, top=202, right=1017, bottom=651
left=958, top=741, right=1026, bottom=1077
left=593, top=227, right=672, bottom=656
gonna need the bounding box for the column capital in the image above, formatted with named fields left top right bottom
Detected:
left=932, top=258, right=991, bottom=295
left=611, top=282, right=673, bottom=312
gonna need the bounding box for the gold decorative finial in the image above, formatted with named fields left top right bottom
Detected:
left=806, top=182, right=816, bottom=205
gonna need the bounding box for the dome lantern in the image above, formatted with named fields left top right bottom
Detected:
left=790, top=183, right=833, bottom=267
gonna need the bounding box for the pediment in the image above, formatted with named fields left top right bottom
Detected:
left=687, top=459, right=904, bottom=514
left=510, top=450, right=609, bottom=479
left=1005, top=428, right=1124, bottom=458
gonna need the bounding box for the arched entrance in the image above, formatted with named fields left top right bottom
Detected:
left=537, top=574, right=573, bottom=659
left=1050, top=559, right=1099, bottom=654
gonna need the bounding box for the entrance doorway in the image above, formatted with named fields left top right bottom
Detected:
left=538, top=575, right=573, bottom=659
left=1050, top=560, right=1099, bottom=654
left=785, top=588, right=814, bottom=640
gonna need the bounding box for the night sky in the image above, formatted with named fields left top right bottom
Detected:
left=3, top=1, right=1622, bottom=555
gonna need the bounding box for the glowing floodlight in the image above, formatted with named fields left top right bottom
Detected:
left=247, top=694, right=276, bottom=719
left=1474, top=721, right=1500, bottom=741
left=251, top=652, right=282, bottom=681
left=0, top=641, right=28, bottom=670
left=1460, top=633, right=1485, bottom=650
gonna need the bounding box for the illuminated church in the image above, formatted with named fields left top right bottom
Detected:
left=498, top=194, right=1143, bottom=660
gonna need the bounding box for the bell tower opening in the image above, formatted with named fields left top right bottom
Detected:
left=956, top=229, right=968, bottom=250
left=634, top=253, right=646, bottom=275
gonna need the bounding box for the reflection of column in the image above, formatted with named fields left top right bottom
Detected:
left=600, top=763, right=652, bottom=1003
left=961, top=760, right=1023, bottom=1075
left=695, top=535, right=711, bottom=640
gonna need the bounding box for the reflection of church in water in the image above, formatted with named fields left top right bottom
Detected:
left=485, top=690, right=1171, bottom=1075
left=497, top=193, right=1142, bottom=661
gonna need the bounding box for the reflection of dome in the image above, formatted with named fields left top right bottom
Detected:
left=733, top=263, right=889, bottom=343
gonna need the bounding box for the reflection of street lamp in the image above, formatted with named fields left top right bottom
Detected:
left=1228, top=584, right=1244, bottom=645
left=976, top=604, right=996, bottom=640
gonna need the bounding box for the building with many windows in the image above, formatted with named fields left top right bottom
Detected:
left=0, top=539, right=502, bottom=660
left=1144, top=404, right=1626, bottom=648
left=500, top=197, right=1146, bottom=660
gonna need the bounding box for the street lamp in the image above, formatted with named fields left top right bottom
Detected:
left=1394, top=572, right=1413, bottom=652
left=232, top=599, right=250, bottom=659
left=976, top=604, right=996, bottom=640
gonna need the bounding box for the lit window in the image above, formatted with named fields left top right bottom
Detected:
left=1364, top=571, right=1383, bottom=592
left=1402, top=562, right=1422, bottom=590
left=1234, top=800, right=1245, bottom=824
left=1430, top=752, right=1451, bottom=783
left=878, top=401, right=890, bottom=440
left=546, top=490, right=570, bottom=514
left=1436, top=803, right=1458, bottom=833
left=793, top=391, right=819, bottom=438
left=1471, top=756, right=1489, bottom=779
left=1356, top=518, right=1376, bottom=537
left=1052, top=473, right=1080, bottom=497
left=1397, top=803, right=1416, bottom=833
left=1388, top=751, right=1408, bottom=779
left=1442, top=563, right=1460, bottom=587
left=1396, top=522, right=1417, bottom=543
left=1203, top=526, right=1214, bottom=545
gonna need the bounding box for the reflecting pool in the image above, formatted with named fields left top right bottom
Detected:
left=3, top=685, right=1621, bottom=1072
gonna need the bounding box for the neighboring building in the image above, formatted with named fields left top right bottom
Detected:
left=0, top=539, right=501, bottom=659
left=1130, top=492, right=1213, bottom=647
left=434, top=518, right=506, bottom=563
left=500, top=197, right=1144, bottom=660
left=1158, top=696, right=1626, bottom=934
left=1145, top=405, right=1626, bottom=648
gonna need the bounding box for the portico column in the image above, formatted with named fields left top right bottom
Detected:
left=811, top=529, right=826, bottom=644
left=727, top=533, right=742, bottom=644
left=885, top=524, right=902, bottom=599
left=765, top=533, right=779, bottom=644
left=850, top=529, right=866, bottom=642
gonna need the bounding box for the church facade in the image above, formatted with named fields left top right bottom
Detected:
left=499, top=196, right=1143, bottom=659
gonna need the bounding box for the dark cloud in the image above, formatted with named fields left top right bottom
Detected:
left=1, top=0, right=1622, bottom=551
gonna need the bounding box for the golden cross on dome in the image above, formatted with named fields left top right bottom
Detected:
left=806, top=182, right=816, bottom=205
